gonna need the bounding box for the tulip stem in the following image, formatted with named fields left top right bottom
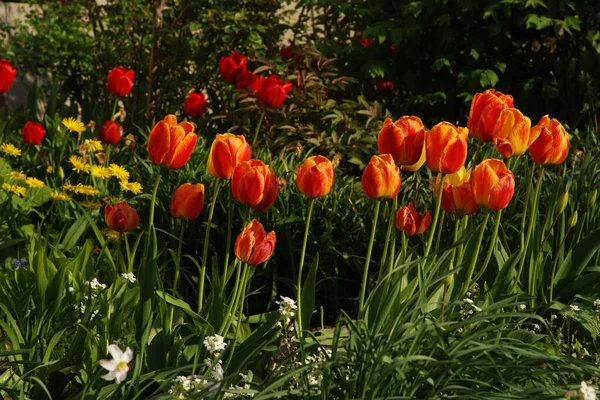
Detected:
left=111, top=98, right=119, bottom=120
left=424, top=174, right=445, bottom=260
left=198, top=180, right=222, bottom=313
left=124, top=233, right=132, bottom=274
left=224, top=263, right=250, bottom=371
left=520, top=161, right=534, bottom=251
left=358, top=200, right=381, bottom=316
left=219, top=259, right=241, bottom=337
left=148, top=173, right=162, bottom=228
left=549, top=227, right=571, bottom=302
left=221, top=186, right=234, bottom=292
left=174, top=221, right=185, bottom=296
left=297, top=198, right=315, bottom=339
left=251, top=109, right=266, bottom=147
left=379, top=200, right=396, bottom=278
left=475, top=208, right=502, bottom=282
left=460, top=212, right=490, bottom=298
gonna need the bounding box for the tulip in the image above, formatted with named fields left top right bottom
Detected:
left=491, top=108, right=532, bottom=159
left=219, top=52, right=247, bottom=84
left=232, top=159, right=278, bottom=211
left=0, top=59, right=17, bottom=93
left=470, top=159, right=515, bottom=211
left=170, top=183, right=205, bottom=220
left=107, top=67, right=135, bottom=97
left=207, top=133, right=251, bottom=180
left=279, top=44, right=301, bottom=62
left=376, top=80, right=395, bottom=92
left=21, top=122, right=46, bottom=145
left=257, top=75, right=292, bottom=108
left=98, top=120, right=122, bottom=145
left=377, top=117, right=425, bottom=167
left=236, top=71, right=263, bottom=94
left=296, top=155, right=334, bottom=198
left=529, top=115, right=570, bottom=165
left=467, top=88, right=514, bottom=142
left=361, top=154, right=401, bottom=199
left=148, top=114, right=198, bottom=170
left=234, top=219, right=276, bottom=266
left=105, top=201, right=139, bottom=232
left=183, top=92, right=209, bottom=118
left=425, top=122, right=468, bottom=174
left=437, top=167, right=478, bottom=216
left=395, top=203, right=431, bottom=236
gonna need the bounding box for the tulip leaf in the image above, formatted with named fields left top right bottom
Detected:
left=301, top=253, right=319, bottom=333
left=555, top=228, right=600, bottom=285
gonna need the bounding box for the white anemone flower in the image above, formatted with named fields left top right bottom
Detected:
left=99, top=344, right=134, bottom=384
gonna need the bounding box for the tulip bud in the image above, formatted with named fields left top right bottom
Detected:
left=395, top=203, right=431, bottom=236
left=568, top=211, right=578, bottom=228
left=361, top=154, right=401, bottom=200
left=183, top=92, right=209, bottom=118
left=107, top=67, right=135, bottom=97
left=170, top=183, right=205, bottom=220
left=442, top=265, right=454, bottom=285
left=257, top=75, right=292, bottom=108
left=555, top=191, right=569, bottom=216
left=0, top=59, right=17, bottom=94
left=104, top=201, right=139, bottom=233
left=21, top=122, right=46, bottom=145
left=296, top=155, right=334, bottom=198
left=529, top=115, right=570, bottom=165
left=587, top=190, right=597, bottom=209
left=234, top=219, right=276, bottom=266
left=219, top=52, right=247, bottom=84
left=98, top=120, right=122, bottom=145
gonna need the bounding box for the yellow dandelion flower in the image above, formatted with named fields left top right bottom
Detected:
left=120, top=180, right=143, bottom=195
left=62, top=181, right=76, bottom=192
left=103, top=196, right=121, bottom=205
left=91, top=165, right=112, bottom=179
left=62, top=117, right=86, bottom=133
left=1, top=143, right=22, bottom=157
left=82, top=201, right=102, bottom=210
left=109, top=164, right=130, bottom=181
left=8, top=171, right=27, bottom=181
left=46, top=166, right=53, bottom=174
left=51, top=190, right=71, bottom=201
left=69, top=155, right=91, bottom=174
left=73, top=184, right=100, bottom=196
left=2, top=183, right=26, bottom=197
left=83, top=139, right=104, bottom=153
left=25, top=177, right=45, bottom=188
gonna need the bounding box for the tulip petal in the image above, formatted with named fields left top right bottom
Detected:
left=169, top=133, right=198, bottom=170
left=487, top=174, right=515, bottom=211
left=249, top=231, right=276, bottom=266
left=148, top=121, right=171, bottom=166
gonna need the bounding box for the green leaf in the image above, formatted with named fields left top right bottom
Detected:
left=300, top=253, right=319, bottom=333
left=508, top=329, right=546, bottom=344
left=555, top=228, right=600, bottom=284
left=60, top=214, right=89, bottom=251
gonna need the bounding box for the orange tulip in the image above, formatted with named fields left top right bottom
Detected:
left=395, top=203, right=431, bottom=236
left=361, top=154, right=401, bottom=199
left=529, top=115, right=570, bottom=165
left=207, top=133, right=252, bottom=180
left=467, top=88, right=514, bottom=142
left=437, top=167, right=478, bottom=216
left=296, top=155, right=334, bottom=198
left=377, top=117, right=425, bottom=167
left=104, top=201, right=139, bottom=233
left=470, top=159, right=515, bottom=211
left=170, top=183, right=205, bottom=220
left=234, top=219, right=276, bottom=266
left=425, top=122, right=468, bottom=174
left=148, top=115, right=198, bottom=170
left=232, top=160, right=278, bottom=211
left=491, top=108, right=532, bottom=159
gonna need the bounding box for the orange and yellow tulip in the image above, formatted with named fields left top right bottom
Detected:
left=361, top=154, right=401, bottom=199
left=425, top=122, right=468, bottom=174
left=296, top=155, right=334, bottom=198
left=207, top=133, right=252, bottom=180
left=492, top=108, right=532, bottom=159
left=232, top=160, right=278, bottom=211
left=470, top=159, right=515, bottom=211
left=467, top=88, right=514, bottom=142
left=170, top=183, right=205, bottom=220
left=105, top=201, right=139, bottom=233
left=234, top=219, right=276, bottom=266
left=529, top=115, right=570, bottom=165
left=148, top=115, right=198, bottom=170
left=395, top=203, right=431, bottom=236
left=377, top=117, right=425, bottom=167
left=437, top=167, right=478, bottom=216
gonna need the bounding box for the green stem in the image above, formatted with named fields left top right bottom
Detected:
left=358, top=200, right=381, bottom=316
left=549, top=227, right=571, bottom=302
left=456, top=215, right=469, bottom=264
left=460, top=212, right=490, bottom=297
left=148, top=173, right=162, bottom=228
left=173, top=221, right=185, bottom=296
left=198, top=180, right=222, bottom=313
left=424, top=174, right=445, bottom=260
left=379, top=198, right=396, bottom=276
left=520, top=161, right=534, bottom=251
left=434, top=210, right=446, bottom=254
left=296, top=198, right=315, bottom=339
left=111, top=98, right=119, bottom=120
left=124, top=233, right=132, bottom=274
left=105, top=145, right=112, bottom=166
left=224, top=263, right=250, bottom=370
left=475, top=208, right=502, bottom=281
left=251, top=109, right=266, bottom=146
left=219, top=259, right=241, bottom=336
left=221, top=186, right=234, bottom=291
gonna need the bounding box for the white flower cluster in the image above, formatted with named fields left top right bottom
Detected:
left=87, top=278, right=107, bottom=290
left=594, top=299, right=600, bottom=311
left=204, top=334, right=227, bottom=355
left=121, top=272, right=137, bottom=284
left=168, top=369, right=254, bottom=399
left=565, top=381, right=597, bottom=400
left=276, top=296, right=297, bottom=323
left=169, top=375, right=209, bottom=399
left=569, top=304, right=581, bottom=312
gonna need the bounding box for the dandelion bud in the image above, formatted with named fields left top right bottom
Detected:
left=555, top=191, right=569, bottom=216
left=568, top=211, right=578, bottom=228
left=442, top=265, right=454, bottom=285
left=587, top=189, right=597, bottom=209
left=59, top=166, right=65, bottom=180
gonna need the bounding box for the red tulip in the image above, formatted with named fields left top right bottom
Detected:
left=234, top=219, right=276, bottom=266
left=98, top=121, right=122, bottom=145
left=0, top=59, right=17, bottom=93
left=183, top=92, right=209, bottom=118
left=148, top=114, right=198, bottom=170
left=492, top=108, right=532, bottom=159
left=425, top=122, right=468, bottom=174
left=21, top=122, right=46, bottom=145
left=529, top=115, right=570, bottom=165
left=105, top=201, right=139, bottom=232
left=219, top=52, right=247, bottom=84
left=470, top=159, right=515, bottom=211
left=378, top=117, right=426, bottom=168
left=396, top=203, right=431, bottom=236
left=467, top=88, right=514, bottom=142
left=207, top=133, right=251, bottom=180
left=170, top=183, right=205, bottom=220
left=296, top=155, right=334, bottom=198
left=236, top=72, right=263, bottom=94
left=356, top=33, right=375, bottom=48
left=279, top=44, right=301, bottom=62
left=257, top=75, right=292, bottom=108
left=376, top=80, right=394, bottom=92
left=232, top=159, right=278, bottom=211
left=107, top=67, right=135, bottom=97
left=361, top=154, right=401, bottom=199
left=437, top=167, right=478, bottom=216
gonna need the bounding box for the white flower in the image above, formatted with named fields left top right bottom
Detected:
left=463, top=298, right=474, bottom=305
left=579, top=381, right=597, bottom=400
left=99, top=344, right=134, bottom=384
left=87, top=278, right=107, bottom=290
left=569, top=304, right=580, bottom=312
left=594, top=299, right=600, bottom=307
left=518, top=303, right=526, bottom=310
left=203, top=334, right=227, bottom=354
left=121, top=272, right=137, bottom=284
left=68, top=287, right=75, bottom=293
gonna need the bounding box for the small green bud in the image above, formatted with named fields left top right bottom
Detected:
left=58, top=166, right=65, bottom=180
left=587, top=189, right=597, bottom=209
left=443, top=264, right=454, bottom=285
left=555, top=191, right=569, bottom=216
left=568, top=211, right=578, bottom=228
